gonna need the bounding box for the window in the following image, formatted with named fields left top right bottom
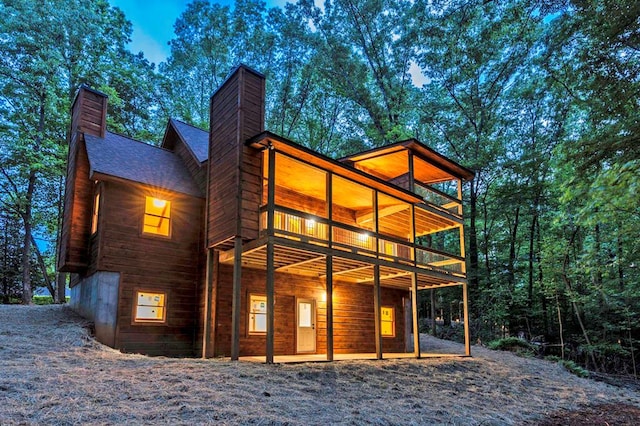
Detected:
left=134, top=291, right=166, bottom=323
left=249, top=294, right=267, bottom=333
left=143, top=196, right=171, bottom=236
left=381, top=306, right=395, bottom=337
left=91, top=191, right=100, bottom=235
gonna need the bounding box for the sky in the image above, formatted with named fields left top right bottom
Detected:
left=109, top=0, right=427, bottom=86
left=110, top=0, right=290, bottom=66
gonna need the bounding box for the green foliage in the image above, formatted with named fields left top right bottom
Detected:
left=558, top=360, right=589, bottom=378
left=488, top=337, right=537, bottom=357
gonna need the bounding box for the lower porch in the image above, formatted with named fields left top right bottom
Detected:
left=205, top=237, right=470, bottom=362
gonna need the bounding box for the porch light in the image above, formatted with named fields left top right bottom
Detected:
left=358, top=232, right=370, bottom=242
left=306, top=219, right=316, bottom=230
left=321, top=291, right=326, bottom=302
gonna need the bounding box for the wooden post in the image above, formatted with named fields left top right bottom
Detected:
left=265, top=145, right=276, bottom=364
left=202, top=248, right=215, bottom=358
left=457, top=178, right=470, bottom=356
left=326, top=255, right=334, bottom=361
left=326, top=171, right=333, bottom=361
left=408, top=151, right=415, bottom=193
left=373, top=264, right=382, bottom=360
left=463, top=281, right=471, bottom=356
left=266, top=238, right=275, bottom=363
left=230, top=237, right=242, bottom=361
left=411, top=273, right=421, bottom=358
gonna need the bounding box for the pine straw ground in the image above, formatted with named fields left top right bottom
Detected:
left=1, top=305, right=639, bottom=425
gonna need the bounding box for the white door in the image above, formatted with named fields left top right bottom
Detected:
left=296, top=299, right=316, bottom=353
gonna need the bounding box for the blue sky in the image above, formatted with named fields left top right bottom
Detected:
left=110, top=0, right=290, bottom=66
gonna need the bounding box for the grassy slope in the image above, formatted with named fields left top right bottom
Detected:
left=1, top=305, right=639, bottom=425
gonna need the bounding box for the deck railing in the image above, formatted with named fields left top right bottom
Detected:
left=261, top=207, right=465, bottom=276
left=415, top=183, right=461, bottom=216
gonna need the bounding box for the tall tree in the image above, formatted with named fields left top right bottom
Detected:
left=0, top=0, right=158, bottom=303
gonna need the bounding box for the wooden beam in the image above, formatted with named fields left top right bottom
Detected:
left=357, top=270, right=412, bottom=284
left=230, top=236, right=242, bottom=361
left=412, top=273, right=420, bottom=359
left=326, top=255, right=334, bottom=361
left=276, top=254, right=325, bottom=272
left=356, top=204, right=407, bottom=225
left=373, top=264, right=382, bottom=360
left=321, top=264, right=371, bottom=278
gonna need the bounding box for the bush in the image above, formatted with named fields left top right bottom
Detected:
left=31, top=296, right=69, bottom=305
left=32, top=296, right=55, bottom=305
left=487, top=337, right=536, bottom=356
left=559, top=360, right=589, bottom=378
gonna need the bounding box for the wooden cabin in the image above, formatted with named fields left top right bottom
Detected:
left=59, top=65, right=474, bottom=361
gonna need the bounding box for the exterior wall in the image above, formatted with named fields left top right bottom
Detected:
left=164, top=126, right=207, bottom=195
left=69, top=271, right=120, bottom=347
left=96, top=181, right=205, bottom=356
left=207, top=66, right=265, bottom=248
left=212, top=264, right=407, bottom=357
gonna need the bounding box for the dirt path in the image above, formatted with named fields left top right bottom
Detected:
left=1, top=305, right=639, bottom=425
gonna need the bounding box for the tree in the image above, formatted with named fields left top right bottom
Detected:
left=0, top=0, right=159, bottom=303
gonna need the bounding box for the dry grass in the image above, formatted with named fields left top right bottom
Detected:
left=1, top=305, right=639, bottom=425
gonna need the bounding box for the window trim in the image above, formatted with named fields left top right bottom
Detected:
left=90, top=187, right=100, bottom=236
left=142, top=196, right=172, bottom=238
left=132, top=289, right=168, bottom=325
left=248, top=293, right=267, bottom=335
left=381, top=305, right=395, bottom=338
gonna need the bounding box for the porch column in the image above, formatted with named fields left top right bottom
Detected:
left=411, top=273, right=421, bottom=358
left=373, top=264, right=382, bottom=360
left=202, top=248, right=216, bottom=358
left=265, top=145, right=276, bottom=364
left=326, top=255, right=334, bottom=361
left=230, top=237, right=242, bottom=360
left=266, top=238, right=275, bottom=363
left=463, top=281, right=471, bottom=356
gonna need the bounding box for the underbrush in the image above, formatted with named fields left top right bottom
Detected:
left=487, top=337, right=536, bottom=357
left=487, top=338, right=593, bottom=378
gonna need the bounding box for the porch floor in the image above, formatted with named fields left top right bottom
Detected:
left=239, top=352, right=467, bottom=364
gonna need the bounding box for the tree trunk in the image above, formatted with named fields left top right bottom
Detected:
left=20, top=169, right=36, bottom=304
left=31, top=234, right=55, bottom=297
left=56, top=273, right=66, bottom=303
left=467, top=177, right=479, bottom=292
left=55, top=175, right=66, bottom=303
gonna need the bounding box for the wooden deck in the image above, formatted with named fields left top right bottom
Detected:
left=240, top=352, right=467, bottom=364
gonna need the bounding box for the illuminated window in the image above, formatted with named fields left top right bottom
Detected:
left=143, top=196, right=171, bottom=236
left=249, top=294, right=267, bottom=333
left=381, top=306, right=395, bottom=337
left=91, top=191, right=100, bottom=235
left=134, top=291, right=166, bottom=323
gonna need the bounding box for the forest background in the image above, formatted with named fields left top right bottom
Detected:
left=1, top=0, right=638, bottom=376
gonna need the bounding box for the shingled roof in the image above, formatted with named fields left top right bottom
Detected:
left=170, top=118, right=209, bottom=163
left=84, top=132, right=203, bottom=198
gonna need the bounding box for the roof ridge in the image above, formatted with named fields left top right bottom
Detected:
left=169, top=118, right=208, bottom=133
left=104, top=130, right=173, bottom=154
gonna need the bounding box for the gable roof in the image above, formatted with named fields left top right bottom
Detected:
left=169, top=118, right=209, bottom=163
left=84, top=131, right=203, bottom=198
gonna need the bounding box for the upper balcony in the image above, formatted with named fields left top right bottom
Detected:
left=220, top=133, right=474, bottom=289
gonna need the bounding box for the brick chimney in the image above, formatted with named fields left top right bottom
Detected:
left=206, top=65, right=266, bottom=248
